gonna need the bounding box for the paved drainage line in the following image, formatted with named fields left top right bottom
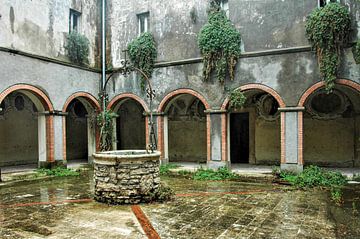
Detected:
left=0, top=198, right=93, bottom=208
left=131, top=205, right=161, bottom=239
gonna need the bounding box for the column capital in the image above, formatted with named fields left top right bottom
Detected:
left=278, top=107, right=305, bottom=112
left=204, top=109, right=227, bottom=114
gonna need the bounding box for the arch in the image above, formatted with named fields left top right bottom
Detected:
left=107, top=93, right=149, bottom=112
left=0, top=84, right=54, bottom=111
left=221, top=83, right=286, bottom=110
left=0, top=84, right=55, bottom=164
left=62, top=92, right=101, bottom=113
left=158, top=89, right=210, bottom=112
left=298, top=79, right=360, bottom=107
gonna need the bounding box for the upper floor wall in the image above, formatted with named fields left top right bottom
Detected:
left=0, top=0, right=100, bottom=67
left=108, top=0, right=360, bottom=66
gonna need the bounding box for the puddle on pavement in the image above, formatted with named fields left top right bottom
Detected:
left=1, top=171, right=360, bottom=238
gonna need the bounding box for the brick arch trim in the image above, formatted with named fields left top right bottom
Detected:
left=158, top=89, right=211, bottom=112
left=298, top=79, right=360, bottom=107
left=62, top=92, right=101, bottom=113
left=107, top=93, right=149, bottom=112
left=221, top=83, right=286, bottom=110
left=0, top=84, right=54, bottom=111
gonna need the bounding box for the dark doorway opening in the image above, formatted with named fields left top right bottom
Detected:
left=230, top=113, right=249, bottom=164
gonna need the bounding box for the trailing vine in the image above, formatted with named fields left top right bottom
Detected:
left=305, top=2, right=351, bottom=92
left=198, top=1, right=241, bottom=83
left=127, top=32, right=157, bottom=90
left=65, top=31, right=90, bottom=65
left=97, top=109, right=118, bottom=151
left=354, top=40, right=360, bottom=64
left=229, top=89, right=246, bottom=109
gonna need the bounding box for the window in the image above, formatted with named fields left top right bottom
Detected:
left=137, top=12, right=149, bottom=35
left=69, top=9, right=81, bottom=32
left=319, top=0, right=340, bottom=8
left=220, top=0, right=229, bottom=18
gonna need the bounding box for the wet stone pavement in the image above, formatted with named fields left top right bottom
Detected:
left=0, top=171, right=360, bottom=238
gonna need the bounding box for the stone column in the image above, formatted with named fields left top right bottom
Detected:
left=279, top=107, right=305, bottom=173
left=205, top=110, right=229, bottom=169
left=153, top=112, right=167, bottom=164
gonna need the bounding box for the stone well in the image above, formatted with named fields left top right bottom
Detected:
left=93, top=150, right=161, bottom=204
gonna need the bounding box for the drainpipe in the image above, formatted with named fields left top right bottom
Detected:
left=101, top=0, right=106, bottom=110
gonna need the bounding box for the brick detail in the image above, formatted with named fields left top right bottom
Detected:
left=62, top=92, right=101, bottom=113
left=280, top=112, right=286, bottom=164
left=157, top=116, right=164, bottom=158
left=158, top=89, right=210, bottom=112
left=207, top=114, right=211, bottom=162
left=0, top=84, right=54, bottom=111
left=107, top=93, right=149, bottom=112
left=221, top=83, right=286, bottom=110
left=46, top=115, right=55, bottom=162
left=298, top=79, right=360, bottom=107
left=221, top=113, right=227, bottom=161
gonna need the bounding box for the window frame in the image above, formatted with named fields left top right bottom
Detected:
left=137, top=12, right=150, bottom=36
left=69, top=9, right=81, bottom=33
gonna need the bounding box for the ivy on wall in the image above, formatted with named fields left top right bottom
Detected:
left=354, top=40, right=360, bottom=64
left=65, top=31, right=90, bottom=65
left=229, top=89, right=246, bottom=109
left=305, top=2, right=351, bottom=92
left=97, top=110, right=118, bottom=151
left=198, top=2, right=241, bottom=83
left=127, top=32, right=157, bottom=89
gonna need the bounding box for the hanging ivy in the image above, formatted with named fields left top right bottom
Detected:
left=305, top=2, right=351, bottom=92
left=97, top=110, right=118, bottom=151
left=127, top=32, right=157, bottom=89
left=354, top=40, right=360, bottom=64
left=229, top=89, right=246, bottom=109
left=198, top=2, right=241, bottom=83
left=65, top=31, right=90, bottom=65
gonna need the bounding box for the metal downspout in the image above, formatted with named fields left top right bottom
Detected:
left=101, top=0, right=106, bottom=110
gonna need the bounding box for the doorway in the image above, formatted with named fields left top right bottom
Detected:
left=230, top=113, right=249, bottom=164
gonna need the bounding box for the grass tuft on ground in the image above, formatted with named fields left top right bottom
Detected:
left=36, top=167, right=80, bottom=177
left=159, top=163, right=180, bottom=175
left=193, top=167, right=239, bottom=181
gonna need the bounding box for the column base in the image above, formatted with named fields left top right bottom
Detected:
left=160, top=158, right=169, bottom=165
left=38, top=160, right=67, bottom=169
left=281, top=163, right=303, bottom=173
left=207, top=160, right=230, bottom=169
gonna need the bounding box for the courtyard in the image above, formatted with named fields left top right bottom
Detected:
left=1, top=169, right=360, bottom=239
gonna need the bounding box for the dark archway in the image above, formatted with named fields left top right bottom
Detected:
left=165, top=94, right=207, bottom=163
left=0, top=92, right=38, bottom=166
left=115, top=99, right=146, bottom=150
left=65, top=99, right=89, bottom=163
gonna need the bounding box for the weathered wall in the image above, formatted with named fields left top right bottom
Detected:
left=116, top=100, right=146, bottom=150
left=168, top=120, right=206, bottom=163
left=0, top=93, right=38, bottom=166
left=0, top=51, right=100, bottom=111
left=254, top=118, right=280, bottom=165
left=0, top=0, right=100, bottom=66
left=107, top=0, right=360, bottom=109
left=304, top=117, right=356, bottom=167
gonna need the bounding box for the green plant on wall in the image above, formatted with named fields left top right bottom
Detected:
left=198, top=1, right=241, bottom=83
left=305, top=2, right=351, bottom=92
left=127, top=32, right=157, bottom=90
left=229, top=89, right=246, bottom=109
left=354, top=40, right=360, bottom=64
left=65, top=31, right=90, bottom=65
left=97, top=109, right=118, bottom=151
